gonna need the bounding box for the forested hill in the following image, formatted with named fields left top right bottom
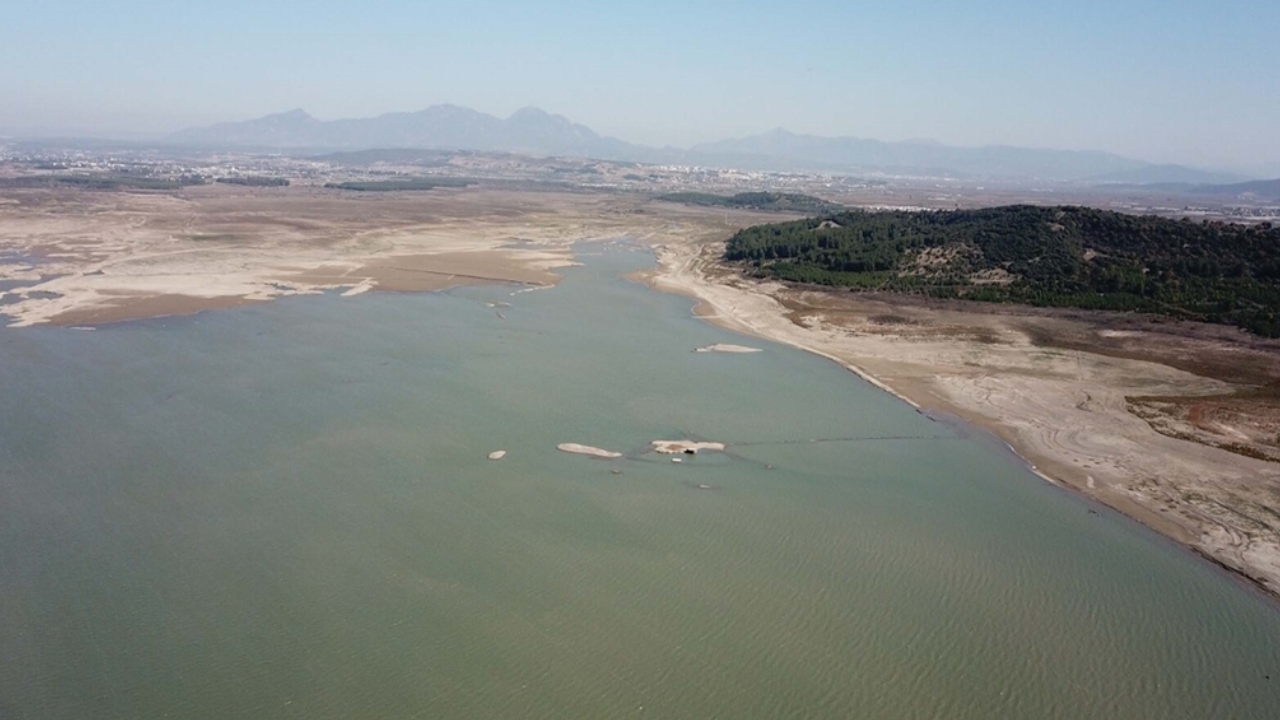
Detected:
left=657, top=192, right=843, bottom=214
left=724, top=205, right=1280, bottom=336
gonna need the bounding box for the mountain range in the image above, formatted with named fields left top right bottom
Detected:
left=169, top=105, right=1257, bottom=184
left=169, top=105, right=644, bottom=160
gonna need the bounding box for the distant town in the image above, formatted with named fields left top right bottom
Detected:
left=2, top=140, right=1276, bottom=225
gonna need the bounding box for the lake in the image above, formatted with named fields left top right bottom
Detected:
left=1, top=242, right=1277, bottom=719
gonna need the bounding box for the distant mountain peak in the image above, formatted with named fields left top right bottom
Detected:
left=510, top=106, right=552, bottom=119
left=252, top=109, right=317, bottom=125
left=508, top=106, right=566, bottom=126
left=416, top=104, right=480, bottom=116
left=508, top=107, right=581, bottom=131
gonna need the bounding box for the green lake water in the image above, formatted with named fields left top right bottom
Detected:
left=1, top=242, right=1278, bottom=719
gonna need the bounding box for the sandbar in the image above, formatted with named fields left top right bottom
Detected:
left=557, top=443, right=622, bottom=459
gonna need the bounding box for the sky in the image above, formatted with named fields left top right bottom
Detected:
left=2, top=0, right=1278, bottom=172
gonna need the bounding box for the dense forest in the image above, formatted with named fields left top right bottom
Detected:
left=0, top=174, right=205, bottom=190
left=324, top=178, right=474, bottom=192
left=0, top=174, right=292, bottom=190
left=658, top=192, right=843, bottom=214
left=724, top=205, right=1280, bottom=336
left=215, top=176, right=289, bottom=187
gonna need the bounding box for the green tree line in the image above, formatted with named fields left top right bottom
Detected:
left=725, top=205, right=1280, bottom=336
left=658, top=192, right=843, bottom=213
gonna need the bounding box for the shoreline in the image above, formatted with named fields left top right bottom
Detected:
left=4, top=182, right=1276, bottom=602
left=644, top=238, right=1280, bottom=602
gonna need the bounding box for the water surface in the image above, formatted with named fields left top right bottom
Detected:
left=2, top=243, right=1278, bottom=719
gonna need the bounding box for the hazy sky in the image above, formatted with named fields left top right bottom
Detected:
left=3, top=0, right=1278, bottom=171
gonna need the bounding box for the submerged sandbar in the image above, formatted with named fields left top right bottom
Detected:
left=696, top=343, right=762, bottom=354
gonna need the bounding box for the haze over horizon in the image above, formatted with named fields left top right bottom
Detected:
left=3, top=0, right=1279, bottom=173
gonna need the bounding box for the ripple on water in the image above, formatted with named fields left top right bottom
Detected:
left=1, top=246, right=1279, bottom=719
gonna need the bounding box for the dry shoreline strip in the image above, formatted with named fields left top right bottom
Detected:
left=648, top=239, right=1280, bottom=601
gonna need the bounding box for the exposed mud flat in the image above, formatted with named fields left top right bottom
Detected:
left=0, top=186, right=759, bottom=327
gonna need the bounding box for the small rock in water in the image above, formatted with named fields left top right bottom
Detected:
left=488, top=450, right=507, bottom=460
left=610, top=469, right=623, bottom=475
left=651, top=439, right=726, bottom=455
